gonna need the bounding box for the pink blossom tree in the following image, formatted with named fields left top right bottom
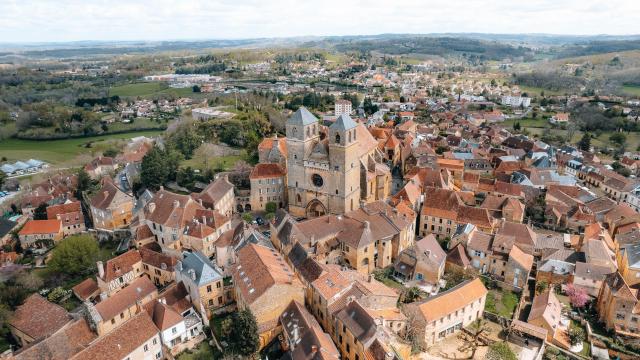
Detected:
left=565, top=284, right=589, bottom=308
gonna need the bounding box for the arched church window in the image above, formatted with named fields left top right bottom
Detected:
left=335, top=133, right=341, bottom=144
left=313, top=124, right=317, bottom=134
left=354, top=130, right=357, bottom=140
left=348, top=131, right=352, bottom=143
left=306, top=127, right=310, bottom=137
left=297, top=194, right=302, bottom=204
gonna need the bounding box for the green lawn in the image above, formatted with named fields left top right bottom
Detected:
left=485, top=289, right=519, bottom=319
left=109, top=82, right=195, bottom=98
left=622, top=85, right=640, bottom=97
left=502, top=117, right=550, bottom=128
left=177, top=341, right=220, bottom=360
left=0, top=130, right=163, bottom=165
left=517, top=85, right=567, bottom=96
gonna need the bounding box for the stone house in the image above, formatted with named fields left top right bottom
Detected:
left=175, top=251, right=228, bottom=320
left=403, top=278, right=487, bottom=346
left=231, top=243, right=305, bottom=350
left=89, top=178, right=134, bottom=231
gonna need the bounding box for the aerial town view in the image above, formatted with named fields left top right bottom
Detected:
left=1, top=1, right=640, bottom=360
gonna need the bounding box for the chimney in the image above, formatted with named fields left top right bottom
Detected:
left=160, top=185, right=164, bottom=191
left=385, top=352, right=395, bottom=360
left=311, top=345, right=318, bottom=354
left=103, top=191, right=109, bottom=199
left=368, top=274, right=373, bottom=283
left=364, top=220, right=370, bottom=230
left=173, top=200, right=180, bottom=209
left=176, top=260, right=183, bottom=272
left=198, top=198, right=203, bottom=206
left=97, top=261, right=105, bottom=279
left=148, top=202, right=156, bottom=213
left=202, top=215, right=207, bottom=226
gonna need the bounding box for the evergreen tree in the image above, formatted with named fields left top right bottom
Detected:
left=578, top=133, right=591, bottom=151
left=33, top=203, right=48, bottom=220
left=215, top=309, right=260, bottom=356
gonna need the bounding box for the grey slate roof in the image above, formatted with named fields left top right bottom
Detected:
left=288, top=107, right=318, bottom=126
left=180, top=251, right=223, bottom=286
left=330, top=114, right=358, bottom=131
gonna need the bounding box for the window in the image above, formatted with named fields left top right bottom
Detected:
left=207, top=285, right=212, bottom=292
left=217, top=282, right=221, bottom=288
left=335, top=133, right=341, bottom=144
left=172, top=327, right=177, bottom=334
left=153, top=338, right=157, bottom=345
left=144, top=344, right=149, bottom=352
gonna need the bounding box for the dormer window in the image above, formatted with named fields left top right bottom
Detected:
left=335, top=133, right=341, bottom=144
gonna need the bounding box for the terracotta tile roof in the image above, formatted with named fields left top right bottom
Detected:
left=135, top=223, right=154, bottom=241
left=145, top=300, right=182, bottom=331
left=18, top=219, right=62, bottom=236
left=258, top=135, right=288, bottom=157
left=509, top=245, right=534, bottom=271
left=84, top=156, right=115, bottom=171
left=250, top=163, right=286, bottom=179
left=437, top=158, right=464, bottom=169
left=413, top=278, right=487, bottom=322
left=312, top=267, right=354, bottom=301
left=72, top=278, right=99, bottom=301
left=145, top=189, right=204, bottom=228
left=384, top=134, right=400, bottom=149
left=158, top=282, right=192, bottom=315
left=13, top=318, right=97, bottom=360
left=140, top=247, right=177, bottom=271
left=528, top=290, right=562, bottom=331
left=94, top=276, right=157, bottom=321
left=447, top=243, right=471, bottom=269
left=89, top=178, right=129, bottom=210
left=101, top=250, right=142, bottom=283
left=335, top=300, right=377, bottom=344
left=9, top=294, right=71, bottom=341
left=192, top=176, right=234, bottom=208
left=46, top=201, right=83, bottom=225
left=232, top=243, right=301, bottom=304
left=71, top=312, right=159, bottom=360
left=281, top=300, right=340, bottom=360
left=493, top=222, right=536, bottom=253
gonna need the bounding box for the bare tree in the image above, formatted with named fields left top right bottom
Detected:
left=458, top=318, right=491, bottom=359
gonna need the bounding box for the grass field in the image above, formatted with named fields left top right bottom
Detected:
left=623, top=85, right=640, bottom=97
left=109, top=82, right=195, bottom=98
left=177, top=342, right=219, bottom=360
left=485, top=289, right=519, bottom=318
left=517, top=85, right=566, bottom=96
left=502, top=117, right=550, bottom=128
left=0, top=130, right=163, bottom=165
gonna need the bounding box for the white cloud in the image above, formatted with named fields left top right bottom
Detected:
left=0, top=0, right=638, bottom=43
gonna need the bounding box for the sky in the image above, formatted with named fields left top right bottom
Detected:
left=1, top=0, right=639, bottom=43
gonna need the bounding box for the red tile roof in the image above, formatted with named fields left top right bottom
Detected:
left=71, top=312, right=159, bottom=360
left=18, top=219, right=62, bottom=235
left=9, top=294, right=71, bottom=341
left=250, top=163, right=286, bottom=179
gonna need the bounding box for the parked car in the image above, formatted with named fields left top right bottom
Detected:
left=256, top=217, right=265, bottom=226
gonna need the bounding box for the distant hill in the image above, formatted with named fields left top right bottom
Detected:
left=320, top=36, right=533, bottom=61
left=555, top=40, right=640, bottom=59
